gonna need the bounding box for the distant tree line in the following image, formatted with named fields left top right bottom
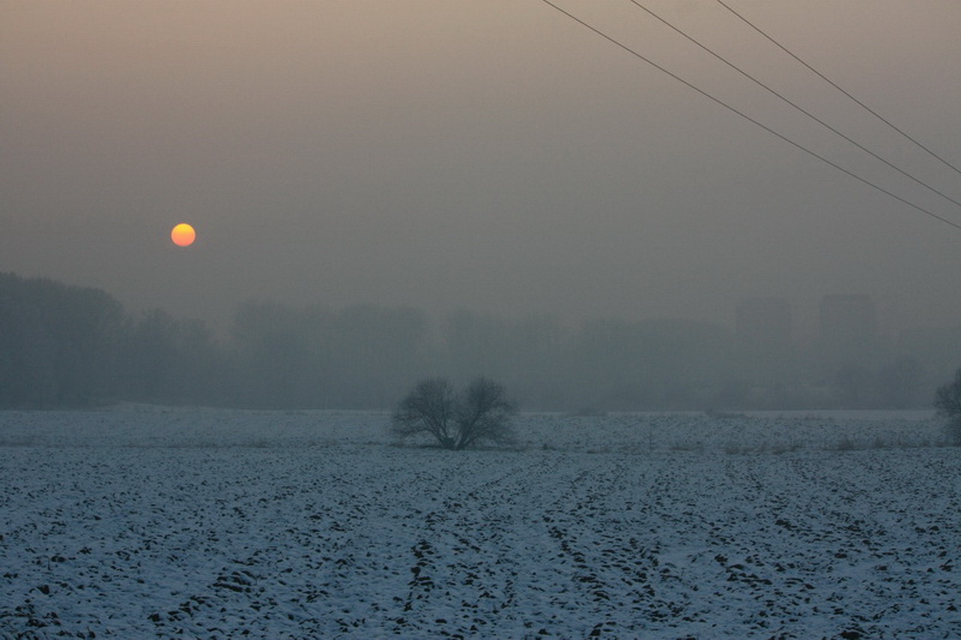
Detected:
left=0, top=273, right=221, bottom=408
left=0, top=271, right=953, bottom=410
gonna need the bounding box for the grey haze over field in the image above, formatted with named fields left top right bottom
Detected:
left=3, top=0, right=961, bottom=336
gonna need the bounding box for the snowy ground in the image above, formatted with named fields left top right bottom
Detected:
left=1, top=408, right=959, bottom=638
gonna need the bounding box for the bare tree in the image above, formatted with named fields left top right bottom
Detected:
left=392, top=377, right=458, bottom=448
left=934, top=368, right=961, bottom=445
left=454, top=377, right=517, bottom=449
left=391, top=376, right=517, bottom=450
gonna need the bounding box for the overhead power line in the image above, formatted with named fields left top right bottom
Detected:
left=624, top=0, right=961, bottom=213
left=714, top=0, right=961, bottom=179
left=537, top=0, right=961, bottom=232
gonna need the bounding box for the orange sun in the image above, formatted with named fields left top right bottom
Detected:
left=170, top=223, right=196, bottom=247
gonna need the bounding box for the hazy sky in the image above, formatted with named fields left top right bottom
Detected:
left=3, top=1, right=961, bottom=337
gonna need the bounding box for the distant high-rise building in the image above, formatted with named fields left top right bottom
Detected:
left=736, top=297, right=793, bottom=385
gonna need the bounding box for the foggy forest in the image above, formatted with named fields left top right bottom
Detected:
left=3, top=271, right=959, bottom=412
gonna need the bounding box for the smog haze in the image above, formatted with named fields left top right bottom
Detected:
left=4, top=0, right=961, bottom=338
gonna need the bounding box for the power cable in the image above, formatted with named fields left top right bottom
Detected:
left=623, top=0, right=961, bottom=213
left=537, top=0, right=961, bottom=232
left=714, top=0, right=961, bottom=178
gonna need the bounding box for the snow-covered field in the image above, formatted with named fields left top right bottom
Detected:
left=1, top=408, right=958, bottom=638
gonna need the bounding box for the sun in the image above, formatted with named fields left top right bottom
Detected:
left=170, top=223, right=196, bottom=247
